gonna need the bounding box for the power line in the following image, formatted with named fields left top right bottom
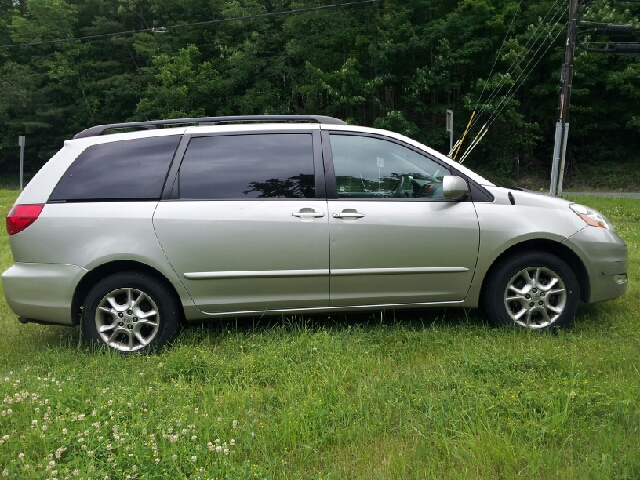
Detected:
left=474, top=0, right=523, bottom=111
left=452, top=0, right=565, bottom=159
left=480, top=13, right=566, bottom=126
left=0, top=0, right=381, bottom=49
left=470, top=0, right=566, bottom=130
left=458, top=21, right=566, bottom=163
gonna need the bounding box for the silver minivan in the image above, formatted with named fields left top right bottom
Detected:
left=2, top=115, right=628, bottom=353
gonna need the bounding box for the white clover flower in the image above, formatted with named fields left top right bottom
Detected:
left=191, top=456, right=197, bottom=462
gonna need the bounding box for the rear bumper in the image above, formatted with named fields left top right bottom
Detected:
left=1, top=262, right=87, bottom=326
left=564, top=227, right=628, bottom=303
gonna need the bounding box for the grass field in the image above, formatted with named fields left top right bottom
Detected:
left=0, top=189, right=638, bottom=479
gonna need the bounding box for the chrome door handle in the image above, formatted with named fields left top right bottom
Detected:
left=292, top=211, right=325, bottom=218
left=332, top=212, right=365, bottom=219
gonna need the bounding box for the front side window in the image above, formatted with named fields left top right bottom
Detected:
left=179, top=133, right=315, bottom=199
left=329, top=134, right=450, bottom=200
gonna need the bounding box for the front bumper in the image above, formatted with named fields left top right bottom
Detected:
left=1, top=262, right=87, bottom=326
left=564, top=227, right=628, bottom=303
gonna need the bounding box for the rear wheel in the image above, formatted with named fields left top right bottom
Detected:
left=82, top=271, right=180, bottom=353
left=483, top=251, right=580, bottom=330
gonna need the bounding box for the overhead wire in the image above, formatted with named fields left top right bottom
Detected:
left=458, top=19, right=566, bottom=163
left=473, top=0, right=524, bottom=111
left=478, top=8, right=566, bottom=125
left=451, top=0, right=564, bottom=159
left=0, top=0, right=381, bottom=49
left=469, top=0, right=566, bottom=130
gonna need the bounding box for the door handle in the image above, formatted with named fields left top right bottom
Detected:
left=332, top=212, right=365, bottom=219
left=292, top=210, right=325, bottom=218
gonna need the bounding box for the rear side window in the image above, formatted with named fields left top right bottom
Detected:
left=49, top=136, right=180, bottom=201
left=179, top=134, right=315, bottom=199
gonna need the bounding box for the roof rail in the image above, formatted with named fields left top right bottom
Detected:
left=73, top=115, right=347, bottom=139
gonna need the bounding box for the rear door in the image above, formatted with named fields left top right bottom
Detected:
left=324, top=131, right=480, bottom=306
left=153, top=129, right=329, bottom=314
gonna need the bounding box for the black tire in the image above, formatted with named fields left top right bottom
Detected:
left=483, top=251, right=580, bottom=330
left=82, top=271, right=180, bottom=353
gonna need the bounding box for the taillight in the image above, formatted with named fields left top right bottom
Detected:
left=6, top=204, right=44, bottom=235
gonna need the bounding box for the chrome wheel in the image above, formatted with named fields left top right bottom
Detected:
left=95, top=287, right=160, bottom=352
left=504, top=266, right=567, bottom=329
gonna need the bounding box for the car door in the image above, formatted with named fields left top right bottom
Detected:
left=324, top=131, right=480, bottom=307
left=153, top=129, right=330, bottom=314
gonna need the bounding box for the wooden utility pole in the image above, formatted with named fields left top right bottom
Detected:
left=550, top=0, right=579, bottom=196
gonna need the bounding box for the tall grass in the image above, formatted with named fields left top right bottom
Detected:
left=0, top=189, right=638, bottom=479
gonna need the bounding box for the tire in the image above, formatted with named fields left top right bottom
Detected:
left=483, top=251, right=580, bottom=330
left=82, top=271, right=180, bottom=353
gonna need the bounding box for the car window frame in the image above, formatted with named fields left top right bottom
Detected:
left=161, top=129, right=325, bottom=201
left=48, top=135, right=182, bottom=203
left=320, top=130, right=493, bottom=203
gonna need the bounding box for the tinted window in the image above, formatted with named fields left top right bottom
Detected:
left=50, top=136, right=180, bottom=201
left=330, top=134, right=450, bottom=199
left=179, top=134, right=315, bottom=199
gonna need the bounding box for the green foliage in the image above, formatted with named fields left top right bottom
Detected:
left=1, top=0, right=640, bottom=178
left=136, top=44, right=221, bottom=119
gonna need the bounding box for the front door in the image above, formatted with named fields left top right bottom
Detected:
left=325, top=133, right=480, bottom=306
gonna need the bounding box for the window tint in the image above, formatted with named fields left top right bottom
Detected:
left=329, top=134, right=450, bottom=199
left=179, top=134, right=315, bottom=199
left=50, top=136, right=180, bottom=201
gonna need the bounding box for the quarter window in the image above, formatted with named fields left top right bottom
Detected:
left=329, top=134, right=450, bottom=200
left=179, top=134, right=315, bottom=199
left=49, top=136, right=180, bottom=201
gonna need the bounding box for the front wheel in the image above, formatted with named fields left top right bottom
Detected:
left=483, top=251, right=580, bottom=330
left=82, top=271, right=180, bottom=353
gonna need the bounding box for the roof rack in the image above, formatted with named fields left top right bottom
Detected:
left=73, top=115, right=348, bottom=139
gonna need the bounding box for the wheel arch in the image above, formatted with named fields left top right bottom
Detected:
left=478, top=239, right=591, bottom=310
left=71, top=260, right=183, bottom=326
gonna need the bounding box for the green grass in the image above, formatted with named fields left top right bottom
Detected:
left=0, top=189, right=638, bottom=479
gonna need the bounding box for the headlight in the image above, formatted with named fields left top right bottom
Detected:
left=569, top=203, right=614, bottom=231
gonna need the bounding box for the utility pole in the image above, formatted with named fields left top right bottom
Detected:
left=446, top=109, right=454, bottom=154
left=19, top=135, right=25, bottom=191
left=550, top=0, right=579, bottom=196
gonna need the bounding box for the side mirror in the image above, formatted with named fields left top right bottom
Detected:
left=442, top=176, right=469, bottom=200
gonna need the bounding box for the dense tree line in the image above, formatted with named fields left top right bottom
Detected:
left=1, top=0, right=639, bottom=178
